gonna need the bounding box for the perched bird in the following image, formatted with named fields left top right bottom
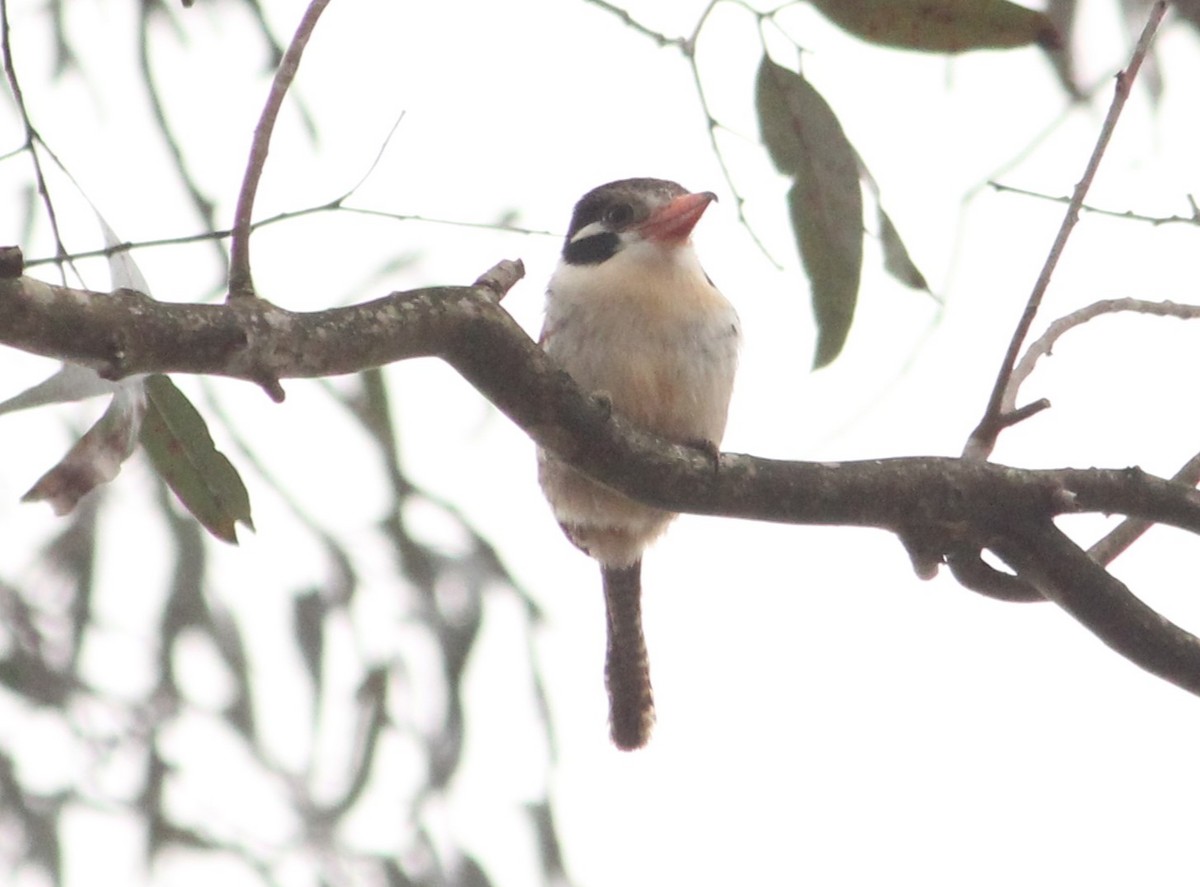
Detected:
left=538, top=178, right=741, bottom=750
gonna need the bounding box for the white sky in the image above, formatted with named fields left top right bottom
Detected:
left=3, top=0, right=1200, bottom=885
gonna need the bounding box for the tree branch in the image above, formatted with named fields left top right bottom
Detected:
left=6, top=249, right=1200, bottom=699
left=2, top=250, right=1199, bottom=531
left=965, top=0, right=1169, bottom=460
left=228, top=0, right=332, bottom=300
left=992, top=520, right=1200, bottom=697
left=1006, top=297, right=1200, bottom=416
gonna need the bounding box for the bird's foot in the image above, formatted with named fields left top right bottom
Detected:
left=684, top=437, right=721, bottom=473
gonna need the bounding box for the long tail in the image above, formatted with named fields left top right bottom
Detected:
left=602, top=561, right=655, bottom=750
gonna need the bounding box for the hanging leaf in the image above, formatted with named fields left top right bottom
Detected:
left=809, top=0, right=1062, bottom=52
left=5, top=352, right=145, bottom=517
left=9, top=215, right=153, bottom=511
left=22, top=382, right=147, bottom=514
left=0, top=363, right=122, bottom=415
left=1046, top=0, right=1083, bottom=98
left=95, top=213, right=252, bottom=541
left=140, top=374, right=253, bottom=544
left=877, top=204, right=931, bottom=293
left=756, top=57, right=863, bottom=368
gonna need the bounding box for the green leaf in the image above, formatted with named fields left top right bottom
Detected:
left=756, top=57, right=863, bottom=368
left=877, top=204, right=931, bottom=293
left=809, top=0, right=1062, bottom=53
left=140, top=375, right=253, bottom=543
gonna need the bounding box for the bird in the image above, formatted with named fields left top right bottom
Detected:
left=537, top=178, right=741, bottom=750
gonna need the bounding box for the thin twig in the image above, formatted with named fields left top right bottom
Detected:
left=1008, top=292, right=1200, bottom=565
left=1090, top=452, right=1200, bottom=566
left=227, top=0, right=333, bottom=300
left=690, top=12, right=783, bottom=267
left=579, top=0, right=784, bottom=266
left=964, top=0, right=1168, bottom=461
left=990, top=181, right=1200, bottom=227
left=21, top=106, right=552, bottom=272
left=1005, top=297, right=1200, bottom=415
left=0, top=0, right=73, bottom=283
left=942, top=64, right=1119, bottom=307
left=579, top=0, right=682, bottom=46
left=137, top=3, right=226, bottom=270
left=22, top=206, right=555, bottom=270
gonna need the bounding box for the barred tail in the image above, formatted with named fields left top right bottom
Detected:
left=602, top=561, right=655, bottom=750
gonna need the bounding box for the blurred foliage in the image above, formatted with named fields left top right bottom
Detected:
left=1, top=0, right=1196, bottom=884
left=0, top=368, right=564, bottom=886
left=1, top=2, right=567, bottom=885
left=751, top=0, right=1185, bottom=364
left=807, top=0, right=1060, bottom=52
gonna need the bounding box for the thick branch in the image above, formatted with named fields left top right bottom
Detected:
left=992, top=521, right=1200, bottom=697
left=4, top=260, right=1200, bottom=539
left=7, top=255, right=1200, bottom=700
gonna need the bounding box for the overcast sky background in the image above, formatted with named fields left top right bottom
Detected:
left=3, top=0, right=1200, bottom=885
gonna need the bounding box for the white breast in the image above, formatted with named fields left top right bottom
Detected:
left=542, top=238, right=740, bottom=445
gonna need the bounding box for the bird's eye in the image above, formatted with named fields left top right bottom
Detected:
left=602, top=203, right=635, bottom=228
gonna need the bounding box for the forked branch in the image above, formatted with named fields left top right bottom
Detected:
left=4, top=245, right=1200, bottom=703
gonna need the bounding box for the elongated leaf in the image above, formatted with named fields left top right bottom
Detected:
left=22, top=383, right=147, bottom=514
left=98, top=214, right=151, bottom=293
left=877, top=205, right=931, bottom=293
left=756, top=58, right=863, bottom=368
left=140, top=375, right=253, bottom=543
left=1046, top=0, right=1083, bottom=98
left=7, top=212, right=151, bottom=510
left=96, top=214, right=252, bottom=541
left=810, top=0, right=1061, bottom=52
left=0, top=363, right=120, bottom=415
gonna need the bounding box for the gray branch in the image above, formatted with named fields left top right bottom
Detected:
left=5, top=247, right=1200, bottom=701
